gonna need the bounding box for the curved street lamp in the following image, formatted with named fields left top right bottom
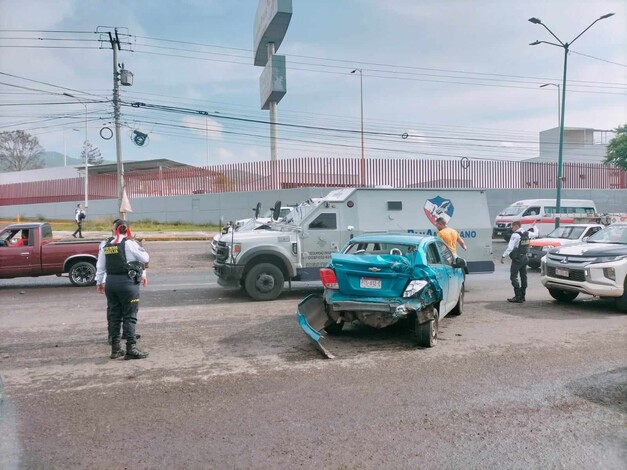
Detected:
left=529, top=12, right=615, bottom=228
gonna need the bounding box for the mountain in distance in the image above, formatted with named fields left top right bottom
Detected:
left=39, top=151, right=114, bottom=167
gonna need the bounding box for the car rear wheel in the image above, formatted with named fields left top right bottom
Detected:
left=449, top=285, right=464, bottom=316
left=415, top=308, right=438, bottom=348
left=548, top=288, right=579, bottom=302
left=244, top=262, right=284, bottom=301
left=68, top=261, right=96, bottom=287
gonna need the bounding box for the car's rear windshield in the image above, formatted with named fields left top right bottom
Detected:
left=344, top=242, right=417, bottom=256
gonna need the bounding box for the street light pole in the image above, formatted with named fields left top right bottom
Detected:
left=63, top=92, right=89, bottom=209
left=539, top=83, right=561, bottom=129
left=529, top=12, right=614, bottom=228
left=351, top=68, right=365, bottom=187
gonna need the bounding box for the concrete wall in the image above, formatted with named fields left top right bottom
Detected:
left=2, top=187, right=625, bottom=226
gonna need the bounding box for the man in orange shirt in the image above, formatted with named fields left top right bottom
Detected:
left=435, top=217, right=467, bottom=256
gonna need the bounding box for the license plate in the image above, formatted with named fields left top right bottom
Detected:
left=555, top=268, right=569, bottom=277
left=360, top=277, right=381, bottom=289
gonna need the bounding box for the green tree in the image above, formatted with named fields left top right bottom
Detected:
left=80, top=141, right=103, bottom=165
left=0, top=130, right=45, bottom=171
left=604, top=124, right=627, bottom=169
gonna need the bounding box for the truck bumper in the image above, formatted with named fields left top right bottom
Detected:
left=493, top=227, right=511, bottom=238
left=214, top=263, right=246, bottom=287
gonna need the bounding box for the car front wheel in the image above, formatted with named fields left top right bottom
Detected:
left=449, top=285, right=464, bottom=316
left=415, top=308, right=438, bottom=348
left=615, top=279, right=627, bottom=313
left=548, top=288, right=579, bottom=302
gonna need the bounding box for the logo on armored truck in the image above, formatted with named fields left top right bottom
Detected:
left=424, top=196, right=454, bottom=225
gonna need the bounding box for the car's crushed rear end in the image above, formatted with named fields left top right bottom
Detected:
left=296, top=248, right=442, bottom=358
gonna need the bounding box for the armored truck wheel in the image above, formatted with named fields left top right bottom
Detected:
left=68, top=261, right=97, bottom=287
left=548, top=288, right=579, bottom=302
left=244, top=262, right=284, bottom=301
left=415, top=308, right=439, bottom=348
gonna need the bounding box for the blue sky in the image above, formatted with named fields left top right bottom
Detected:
left=1, top=0, right=625, bottom=168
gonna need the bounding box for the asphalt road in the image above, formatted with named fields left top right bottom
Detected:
left=1, top=241, right=626, bottom=469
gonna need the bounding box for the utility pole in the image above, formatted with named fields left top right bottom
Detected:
left=109, top=30, right=125, bottom=219
left=99, top=27, right=132, bottom=219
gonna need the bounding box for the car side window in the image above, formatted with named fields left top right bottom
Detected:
left=426, top=243, right=441, bottom=265
left=585, top=227, right=601, bottom=237
left=523, top=206, right=540, bottom=216
left=436, top=240, right=455, bottom=266
left=308, top=213, right=337, bottom=230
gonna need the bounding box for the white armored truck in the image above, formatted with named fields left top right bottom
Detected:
left=214, top=188, right=495, bottom=300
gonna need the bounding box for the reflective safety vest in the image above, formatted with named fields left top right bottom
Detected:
left=104, top=238, right=128, bottom=275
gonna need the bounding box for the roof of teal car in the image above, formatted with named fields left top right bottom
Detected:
left=348, top=233, right=434, bottom=245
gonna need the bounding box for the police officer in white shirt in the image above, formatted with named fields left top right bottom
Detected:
left=96, top=220, right=150, bottom=360
left=500, top=222, right=538, bottom=303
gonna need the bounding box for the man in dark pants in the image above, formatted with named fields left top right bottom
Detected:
left=500, top=221, right=538, bottom=303
left=96, top=220, right=150, bottom=360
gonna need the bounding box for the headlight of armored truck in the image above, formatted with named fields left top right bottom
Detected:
left=403, top=280, right=428, bottom=298
left=230, top=243, right=241, bottom=257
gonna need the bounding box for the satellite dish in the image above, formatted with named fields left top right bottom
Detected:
left=272, top=200, right=282, bottom=221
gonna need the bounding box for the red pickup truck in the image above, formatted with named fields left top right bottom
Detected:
left=0, top=222, right=101, bottom=286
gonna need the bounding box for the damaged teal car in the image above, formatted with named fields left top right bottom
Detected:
left=297, top=234, right=466, bottom=358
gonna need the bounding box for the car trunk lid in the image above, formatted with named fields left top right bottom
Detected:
left=330, top=253, right=412, bottom=297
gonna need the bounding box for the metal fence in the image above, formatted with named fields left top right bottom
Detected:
left=0, top=158, right=624, bottom=206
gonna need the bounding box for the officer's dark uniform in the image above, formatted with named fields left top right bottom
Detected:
left=504, top=229, right=531, bottom=303
left=97, top=227, right=149, bottom=360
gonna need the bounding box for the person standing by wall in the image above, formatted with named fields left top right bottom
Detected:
left=96, top=219, right=150, bottom=360
left=435, top=217, right=467, bottom=256
left=500, top=221, right=538, bottom=303
left=72, top=203, right=86, bottom=238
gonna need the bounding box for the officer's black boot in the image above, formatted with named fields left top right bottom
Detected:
left=110, top=341, right=125, bottom=359
left=125, top=343, right=149, bottom=360
left=508, top=288, right=523, bottom=303
left=520, top=288, right=527, bottom=302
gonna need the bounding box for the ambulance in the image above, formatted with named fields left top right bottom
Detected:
left=492, top=198, right=597, bottom=240
left=214, top=188, right=494, bottom=300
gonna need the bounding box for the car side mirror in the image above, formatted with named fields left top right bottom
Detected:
left=453, top=257, right=467, bottom=269
left=582, top=236, right=589, bottom=242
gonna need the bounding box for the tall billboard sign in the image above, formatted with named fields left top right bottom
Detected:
left=253, top=0, right=292, bottom=181
left=253, top=0, right=292, bottom=67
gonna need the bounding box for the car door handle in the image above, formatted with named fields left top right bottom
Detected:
left=21, top=252, right=30, bottom=256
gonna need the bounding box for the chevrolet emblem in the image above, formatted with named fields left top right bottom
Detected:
left=368, top=267, right=381, bottom=272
